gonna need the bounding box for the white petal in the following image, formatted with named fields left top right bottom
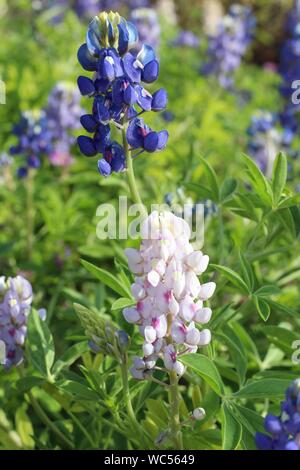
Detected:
left=147, top=270, right=160, bottom=287
left=123, top=307, right=140, bottom=323
left=194, top=307, right=212, bottom=324
left=143, top=342, right=154, bottom=356
left=174, top=361, right=185, bottom=376
left=186, top=328, right=201, bottom=346
left=199, top=329, right=211, bottom=346
left=144, top=325, right=157, bottom=343
left=199, top=282, right=216, bottom=300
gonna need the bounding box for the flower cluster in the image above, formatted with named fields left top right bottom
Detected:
left=247, top=111, right=294, bottom=177
left=201, top=4, right=255, bottom=89
left=172, top=31, right=200, bottom=49
left=278, top=0, right=300, bottom=137
left=45, top=82, right=83, bottom=167
left=130, top=8, right=160, bottom=51
left=10, top=111, right=53, bottom=178
left=256, top=379, right=300, bottom=450
left=122, top=210, right=215, bottom=380
left=77, top=11, right=168, bottom=176
left=0, top=276, right=46, bottom=369
left=10, top=83, right=84, bottom=176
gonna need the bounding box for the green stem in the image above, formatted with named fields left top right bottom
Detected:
left=169, top=370, right=183, bottom=450
left=26, top=170, right=35, bottom=259
left=27, top=390, right=74, bottom=449
left=18, top=368, right=74, bottom=449
left=120, top=359, right=149, bottom=449
left=122, top=126, right=147, bottom=218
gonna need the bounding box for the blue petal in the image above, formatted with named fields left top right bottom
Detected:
left=126, top=118, right=144, bottom=149
left=86, top=17, right=102, bottom=56
left=126, top=21, right=139, bottom=48
left=151, top=88, right=168, bottom=111
left=142, top=60, right=159, bottom=83
left=123, top=52, right=141, bottom=83
left=77, top=76, right=95, bottom=96
left=94, top=124, right=111, bottom=153
left=144, top=132, right=159, bottom=152
left=157, top=130, right=169, bottom=150
left=77, top=135, right=97, bottom=157
left=80, top=114, right=98, bottom=133
left=77, top=43, right=98, bottom=71
left=118, top=22, right=129, bottom=55
left=137, top=44, right=156, bottom=66
left=98, top=158, right=112, bottom=176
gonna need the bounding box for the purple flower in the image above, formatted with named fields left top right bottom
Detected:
left=77, top=11, right=168, bottom=175
left=256, top=379, right=300, bottom=450
left=0, top=276, right=46, bottom=369
left=130, top=8, right=160, bottom=51
left=172, top=31, right=200, bottom=49
left=201, top=5, right=255, bottom=89
left=127, top=117, right=168, bottom=152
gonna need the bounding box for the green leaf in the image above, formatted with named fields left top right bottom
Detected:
left=252, top=295, right=270, bottom=321
left=220, top=178, right=237, bottom=202
left=14, top=377, right=44, bottom=394
left=260, top=326, right=300, bottom=355
left=199, top=156, right=219, bottom=202
left=210, top=264, right=250, bottom=294
left=180, top=354, right=224, bottom=396
left=242, top=154, right=273, bottom=206
left=278, top=194, right=300, bottom=209
left=268, top=300, right=299, bottom=318
left=254, top=285, right=281, bottom=297
left=52, top=341, right=88, bottom=378
left=221, top=402, right=242, bottom=450
left=278, top=208, right=296, bottom=237
left=15, top=406, right=34, bottom=449
left=233, top=403, right=265, bottom=436
left=238, top=251, right=254, bottom=291
left=232, top=194, right=259, bottom=222
left=27, top=310, right=55, bottom=380
left=111, top=297, right=135, bottom=311
left=217, top=325, right=248, bottom=385
left=58, top=379, right=99, bottom=401
left=234, top=379, right=292, bottom=399
left=81, top=259, right=130, bottom=298
left=272, top=153, right=287, bottom=206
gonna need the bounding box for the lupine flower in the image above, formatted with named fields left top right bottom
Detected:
left=256, top=379, right=300, bottom=450
left=77, top=11, right=168, bottom=176
left=172, top=31, right=200, bottom=49
left=201, top=4, right=255, bottom=89
left=45, top=82, right=83, bottom=167
left=123, top=210, right=215, bottom=380
left=278, top=0, right=300, bottom=138
left=130, top=8, right=161, bottom=51
left=10, top=111, right=53, bottom=177
left=0, top=276, right=46, bottom=369
left=247, top=111, right=293, bottom=177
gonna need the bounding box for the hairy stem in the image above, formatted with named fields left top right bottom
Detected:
left=169, top=370, right=183, bottom=450
left=122, top=127, right=147, bottom=218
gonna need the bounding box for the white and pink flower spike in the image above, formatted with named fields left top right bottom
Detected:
left=123, top=210, right=216, bottom=380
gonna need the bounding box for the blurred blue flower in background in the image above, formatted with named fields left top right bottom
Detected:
left=256, top=379, right=300, bottom=450
left=201, top=4, right=255, bottom=90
